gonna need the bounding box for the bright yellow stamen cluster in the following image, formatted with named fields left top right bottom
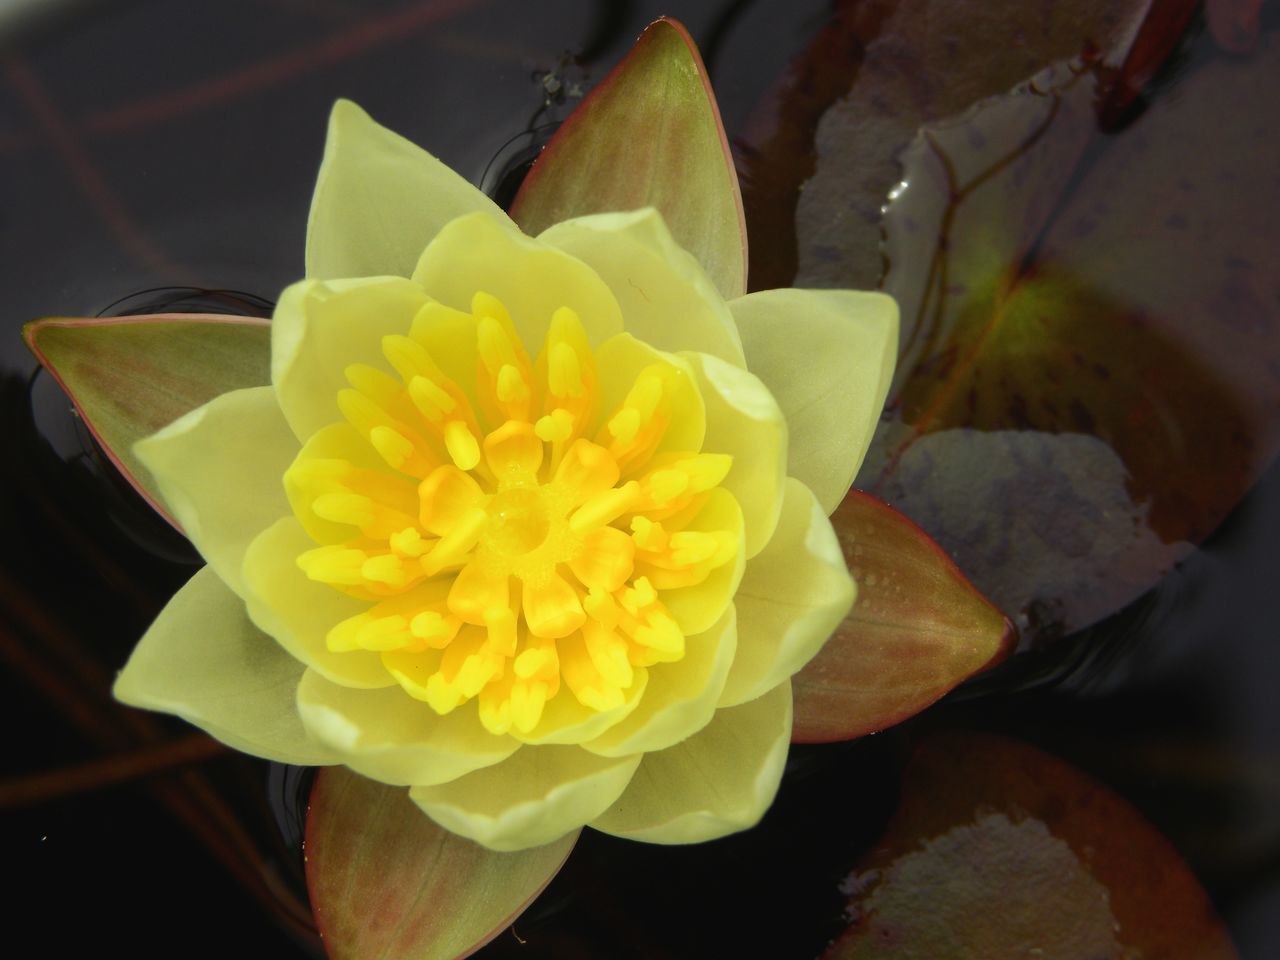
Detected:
left=288, top=292, right=738, bottom=736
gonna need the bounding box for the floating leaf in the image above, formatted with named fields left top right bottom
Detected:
left=306, top=766, right=576, bottom=960
left=791, top=492, right=1013, bottom=743
left=826, top=732, right=1237, bottom=959
left=24, top=313, right=271, bottom=525
left=786, top=0, right=1150, bottom=290
left=510, top=17, right=747, bottom=300
left=865, top=41, right=1280, bottom=641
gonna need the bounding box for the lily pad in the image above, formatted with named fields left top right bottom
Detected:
left=510, top=17, right=747, bottom=301
left=793, top=491, right=1014, bottom=743
left=306, top=766, right=576, bottom=960
left=865, top=42, right=1280, bottom=641
left=24, top=313, right=271, bottom=526
left=780, top=0, right=1151, bottom=291
left=826, top=732, right=1237, bottom=959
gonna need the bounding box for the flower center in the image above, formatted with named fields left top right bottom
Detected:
left=286, top=291, right=739, bottom=738
left=484, top=487, right=549, bottom=557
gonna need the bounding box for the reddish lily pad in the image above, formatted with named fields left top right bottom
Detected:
left=792, top=492, right=1014, bottom=743
left=826, top=732, right=1237, bottom=959
left=1096, top=0, right=1200, bottom=128
left=510, top=17, right=747, bottom=301
left=24, top=313, right=271, bottom=526
left=306, top=767, right=576, bottom=960
left=864, top=40, right=1280, bottom=642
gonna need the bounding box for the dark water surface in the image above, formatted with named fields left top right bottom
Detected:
left=3, top=1, right=1278, bottom=957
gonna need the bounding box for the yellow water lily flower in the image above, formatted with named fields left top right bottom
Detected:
left=114, top=100, right=896, bottom=852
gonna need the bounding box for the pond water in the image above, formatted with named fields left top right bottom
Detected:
left=2, top=1, right=1277, bottom=957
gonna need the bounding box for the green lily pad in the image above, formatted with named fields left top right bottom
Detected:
left=792, top=491, right=1014, bottom=743
left=863, top=41, right=1280, bottom=641
left=24, top=314, right=271, bottom=526
left=306, top=766, right=576, bottom=960
left=826, top=732, right=1237, bottom=959
left=510, top=17, right=747, bottom=301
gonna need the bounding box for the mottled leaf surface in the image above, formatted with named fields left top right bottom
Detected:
left=792, top=492, right=1013, bottom=743
left=24, top=314, right=271, bottom=525
left=510, top=17, right=747, bottom=300
left=826, top=732, right=1237, bottom=959
left=790, top=0, right=1149, bottom=289
left=306, top=767, right=576, bottom=960
left=862, top=42, right=1280, bottom=642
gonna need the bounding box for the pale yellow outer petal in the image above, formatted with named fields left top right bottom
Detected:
left=718, top=478, right=856, bottom=708
left=306, top=99, right=515, bottom=281
left=581, top=605, right=736, bottom=758
left=114, top=567, right=338, bottom=766
left=296, top=669, right=518, bottom=786
left=272, top=275, right=430, bottom=442
left=411, top=211, right=624, bottom=351
left=409, top=745, right=642, bottom=852
left=591, top=680, right=792, bottom=844
left=241, top=517, right=394, bottom=689
left=683, top=351, right=787, bottom=557
left=134, top=387, right=297, bottom=597
left=729, top=289, right=898, bottom=514
left=538, top=209, right=746, bottom=367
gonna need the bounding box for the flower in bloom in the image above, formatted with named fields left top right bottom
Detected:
left=115, top=101, right=896, bottom=851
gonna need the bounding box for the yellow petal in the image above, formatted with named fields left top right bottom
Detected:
left=729, top=288, right=898, bottom=514
left=306, top=99, right=514, bottom=281
left=114, top=567, right=338, bottom=766
left=296, top=669, right=517, bottom=786
left=411, top=211, right=624, bottom=352
left=682, top=351, right=786, bottom=558
left=594, top=334, right=705, bottom=465
left=419, top=465, right=486, bottom=535
left=569, top=525, right=635, bottom=592
left=522, top=571, right=586, bottom=639
left=484, top=419, right=543, bottom=477
left=592, top=680, right=792, bottom=843
left=408, top=301, right=482, bottom=400
left=134, top=387, right=297, bottom=597
left=448, top=564, right=509, bottom=626
left=241, top=517, right=394, bottom=688
left=272, top=275, right=429, bottom=442
left=515, top=661, right=650, bottom=746
left=539, top=209, right=745, bottom=367
left=650, top=487, right=745, bottom=636
left=409, top=745, right=641, bottom=851
left=581, top=604, right=736, bottom=758
left=283, top=421, right=409, bottom=546
left=719, top=478, right=855, bottom=707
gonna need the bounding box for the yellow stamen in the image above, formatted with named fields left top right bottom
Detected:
left=444, top=420, right=481, bottom=471
left=288, top=290, right=740, bottom=738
